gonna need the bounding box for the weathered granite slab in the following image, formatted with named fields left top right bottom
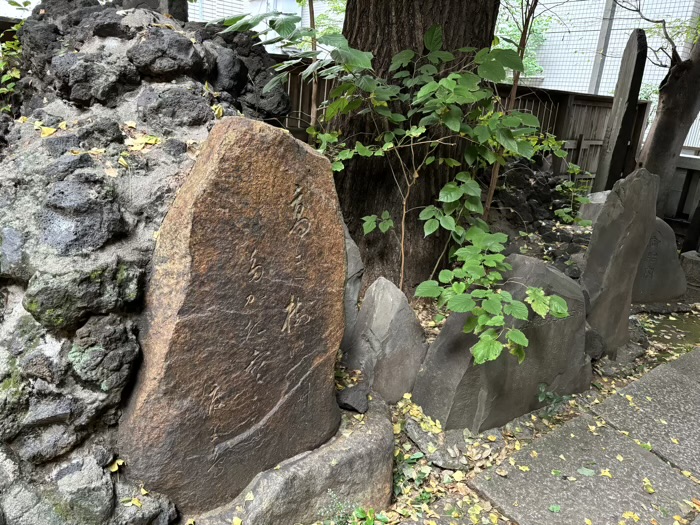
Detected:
left=592, top=354, right=700, bottom=476
left=632, top=218, right=686, bottom=303
left=471, top=415, right=697, bottom=525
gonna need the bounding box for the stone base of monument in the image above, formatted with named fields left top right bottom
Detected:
left=190, top=398, right=394, bottom=525
left=681, top=251, right=700, bottom=303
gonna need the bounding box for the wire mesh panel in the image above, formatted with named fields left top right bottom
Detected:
left=531, top=0, right=700, bottom=152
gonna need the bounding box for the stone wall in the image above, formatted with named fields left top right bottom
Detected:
left=0, top=0, right=292, bottom=521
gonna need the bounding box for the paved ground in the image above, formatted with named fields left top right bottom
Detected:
left=471, top=349, right=700, bottom=525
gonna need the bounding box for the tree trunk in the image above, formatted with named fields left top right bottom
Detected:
left=338, top=0, right=500, bottom=293
left=639, top=42, right=700, bottom=216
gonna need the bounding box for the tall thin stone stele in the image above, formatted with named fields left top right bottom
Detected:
left=593, top=29, right=647, bottom=192
left=118, top=117, right=346, bottom=513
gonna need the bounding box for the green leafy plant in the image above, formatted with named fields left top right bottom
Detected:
left=553, top=163, right=592, bottom=226
left=227, top=17, right=573, bottom=364
left=350, top=508, right=389, bottom=525
left=0, top=22, right=23, bottom=114
left=537, top=383, right=571, bottom=418
left=362, top=211, right=395, bottom=235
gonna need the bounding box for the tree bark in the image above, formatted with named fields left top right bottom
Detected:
left=639, top=42, right=700, bottom=216
left=338, top=0, right=500, bottom=293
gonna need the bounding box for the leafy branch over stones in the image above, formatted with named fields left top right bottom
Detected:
left=230, top=16, right=571, bottom=364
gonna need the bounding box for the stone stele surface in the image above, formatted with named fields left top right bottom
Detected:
left=118, top=117, right=346, bottom=513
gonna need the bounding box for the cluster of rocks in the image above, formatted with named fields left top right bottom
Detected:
left=0, top=0, right=298, bottom=521
left=492, top=160, right=593, bottom=280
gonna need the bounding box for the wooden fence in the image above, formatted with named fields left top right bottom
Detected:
left=275, top=58, right=650, bottom=181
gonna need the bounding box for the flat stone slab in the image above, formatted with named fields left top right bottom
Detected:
left=471, top=415, right=697, bottom=525
left=592, top=355, right=700, bottom=477
left=667, top=348, right=700, bottom=385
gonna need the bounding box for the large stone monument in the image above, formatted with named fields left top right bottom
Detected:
left=581, top=169, right=659, bottom=357
left=118, top=117, right=346, bottom=513
left=413, top=255, right=591, bottom=433
left=632, top=218, right=686, bottom=303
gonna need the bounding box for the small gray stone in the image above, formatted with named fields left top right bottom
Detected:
left=42, top=134, right=81, bottom=157
left=40, top=179, right=125, bottom=255
left=1, top=484, right=68, bottom=525
left=13, top=424, right=81, bottom=464
left=581, top=169, right=659, bottom=357
left=344, top=277, right=427, bottom=403
left=336, top=381, right=369, bottom=414
left=127, top=28, right=203, bottom=79
left=632, top=218, right=686, bottom=303
left=340, top=224, right=364, bottom=352
left=0, top=228, right=24, bottom=280
left=69, top=314, right=139, bottom=396
left=51, top=456, right=114, bottom=522
left=23, top=260, right=143, bottom=332
left=111, top=481, right=177, bottom=525
left=22, top=396, right=73, bottom=427
left=584, top=322, right=605, bottom=360
left=193, top=399, right=394, bottom=525
left=577, top=191, right=609, bottom=224
left=140, top=87, right=213, bottom=129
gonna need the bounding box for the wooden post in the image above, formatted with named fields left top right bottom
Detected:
left=593, top=29, right=647, bottom=192
left=552, top=94, right=575, bottom=176
left=682, top=200, right=700, bottom=253
left=589, top=0, right=616, bottom=94
left=624, top=100, right=651, bottom=176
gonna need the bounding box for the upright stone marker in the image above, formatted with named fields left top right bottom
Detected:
left=413, top=255, right=591, bottom=433
left=581, top=169, right=658, bottom=357
left=632, top=217, right=686, bottom=303
left=118, top=117, right=345, bottom=513
left=593, top=29, right=647, bottom=192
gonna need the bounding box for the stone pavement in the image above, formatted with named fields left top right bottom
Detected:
left=471, top=349, right=700, bottom=525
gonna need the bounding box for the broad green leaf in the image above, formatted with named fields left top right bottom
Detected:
left=440, top=215, right=456, bottom=231
left=331, top=47, right=373, bottom=71
left=491, top=48, right=525, bottom=71
left=443, top=105, right=463, bottom=132
left=514, top=111, right=540, bottom=128
left=482, top=297, right=502, bottom=315
left=424, top=219, right=440, bottom=237
left=526, top=288, right=549, bottom=318
left=424, top=25, right=443, bottom=52
left=415, top=81, right=439, bottom=101
left=507, top=329, right=529, bottom=347
left=390, top=49, right=416, bottom=71
left=504, top=300, right=529, bottom=320
left=415, top=280, right=442, bottom=298
left=549, top=295, right=569, bottom=318
left=379, top=219, right=394, bottom=233
left=472, top=336, right=504, bottom=364
left=478, top=60, right=506, bottom=83
left=439, top=182, right=464, bottom=203
left=447, top=294, right=476, bottom=313
left=317, top=33, right=349, bottom=47
left=577, top=467, right=595, bottom=477
left=419, top=206, right=438, bottom=220
left=438, top=269, right=454, bottom=284
left=510, top=345, right=526, bottom=364
left=355, top=142, right=373, bottom=157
